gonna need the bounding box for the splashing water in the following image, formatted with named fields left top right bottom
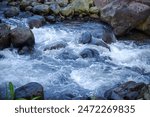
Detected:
left=0, top=18, right=150, bottom=99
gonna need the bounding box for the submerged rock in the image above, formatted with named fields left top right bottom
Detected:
left=10, top=27, right=35, bottom=49
left=15, top=82, right=44, bottom=100
left=44, top=41, right=67, bottom=51
left=0, top=23, right=11, bottom=50
left=27, top=15, right=46, bottom=28
left=45, top=15, right=56, bottom=23
left=102, top=27, right=117, bottom=44
left=80, top=48, right=99, bottom=59
left=58, top=49, right=79, bottom=60
left=79, top=32, right=92, bottom=44
left=3, top=7, right=19, bottom=18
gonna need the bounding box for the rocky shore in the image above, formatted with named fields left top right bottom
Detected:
left=0, top=0, right=150, bottom=100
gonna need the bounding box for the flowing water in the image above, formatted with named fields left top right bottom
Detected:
left=0, top=16, right=150, bottom=99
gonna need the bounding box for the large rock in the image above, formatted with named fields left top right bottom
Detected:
left=104, top=81, right=146, bottom=100
left=137, top=16, right=150, bottom=35
left=10, top=27, right=35, bottom=49
left=80, top=48, right=99, bottom=59
left=3, top=7, right=19, bottom=18
left=27, top=15, right=46, bottom=28
left=32, top=4, right=50, bottom=15
left=15, top=82, right=44, bottom=100
left=0, top=23, right=11, bottom=50
left=79, top=32, right=92, bottom=44
left=100, top=0, right=150, bottom=36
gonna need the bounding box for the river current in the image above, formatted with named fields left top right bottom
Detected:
left=0, top=16, right=150, bottom=99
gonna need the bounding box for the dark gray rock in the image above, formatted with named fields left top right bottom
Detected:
left=104, top=81, right=146, bottom=100
left=15, top=82, right=44, bottom=100
left=10, top=27, right=35, bottom=49
left=79, top=32, right=92, bottom=44
left=44, top=41, right=67, bottom=51
left=58, top=50, right=79, bottom=60
left=4, top=7, right=19, bottom=18
left=0, top=23, right=11, bottom=50
left=45, top=15, right=56, bottom=23
left=27, top=15, right=46, bottom=29
left=32, top=4, right=50, bottom=15
left=80, top=48, right=99, bottom=59
left=102, top=27, right=117, bottom=44
left=91, top=38, right=110, bottom=51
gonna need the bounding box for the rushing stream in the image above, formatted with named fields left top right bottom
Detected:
left=0, top=16, right=150, bottom=99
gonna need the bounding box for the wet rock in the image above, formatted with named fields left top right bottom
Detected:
left=49, top=2, right=61, bottom=15
left=44, top=41, right=67, bottom=51
left=18, top=46, right=33, bottom=55
left=102, top=27, right=117, bottom=44
left=100, top=0, right=150, bottom=36
left=79, top=32, right=92, bottom=44
left=58, top=50, right=79, bottom=60
left=15, top=82, right=44, bottom=100
left=80, top=48, right=99, bottom=59
left=45, top=15, right=56, bottom=23
left=143, top=84, right=150, bottom=100
left=91, top=38, right=110, bottom=51
left=27, top=15, right=46, bottom=29
left=32, top=4, right=50, bottom=15
left=4, top=7, right=19, bottom=18
left=0, top=23, right=11, bottom=50
left=137, top=16, right=150, bottom=36
left=104, top=81, right=147, bottom=100
left=10, top=27, right=35, bottom=49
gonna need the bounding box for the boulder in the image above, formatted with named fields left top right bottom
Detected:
left=15, top=82, right=44, bottom=100
left=100, top=0, right=150, bottom=36
left=91, top=38, right=110, bottom=51
left=78, top=32, right=92, bottom=44
left=104, top=81, right=146, bottom=100
left=10, top=27, right=35, bottom=49
left=137, top=16, right=150, bottom=35
left=45, top=15, right=56, bottom=23
left=32, top=4, right=50, bottom=15
left=0, top=23, right=11, bottom=50
left=44, top=41, right=67, bottom=51
left=80, top=48, right=99, bottom=59
left=3, top=7, right=19, bottom=18
left=27, top=15, right=46, bottom=29
left=102, top=26, right=117, bottom=44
